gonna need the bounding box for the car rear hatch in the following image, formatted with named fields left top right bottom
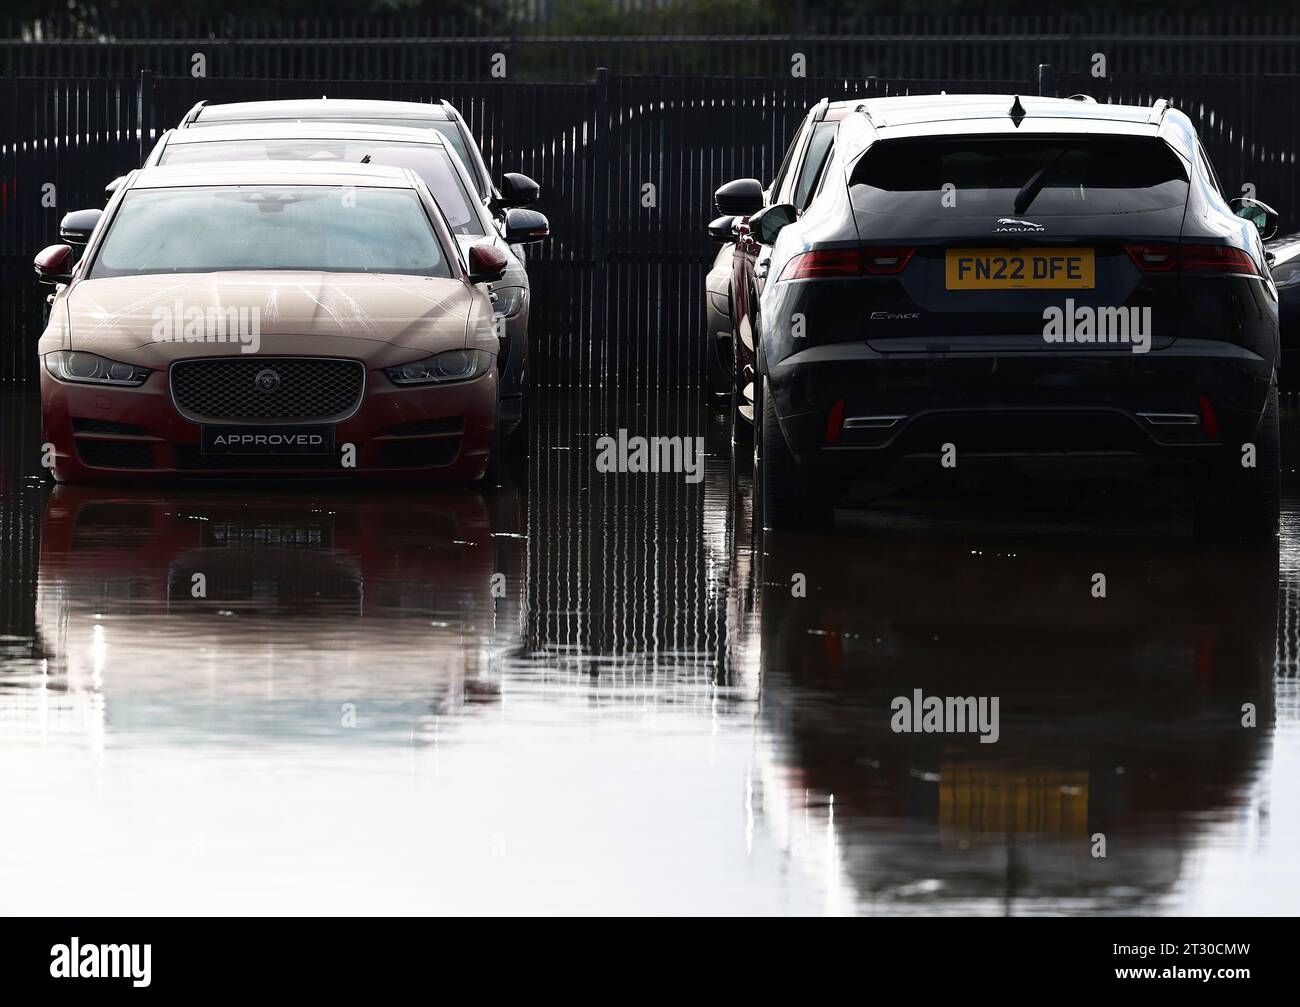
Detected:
left=846, top=134, right=1193, bottom=353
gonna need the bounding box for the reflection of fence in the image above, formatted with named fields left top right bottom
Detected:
left=3, top=66, right=1300, bottom=387
left=0, top=393, right=42, bottom=652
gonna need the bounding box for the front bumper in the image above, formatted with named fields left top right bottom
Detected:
left=766, top=339, right=1274, bottom=475
left=42, top=365, right=497, bottom=483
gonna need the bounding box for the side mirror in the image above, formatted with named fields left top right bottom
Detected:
left=35, top=244, right=75, bottom=285
left=59, top=208, right=103, bottom=246
left=503, top=207, right=550, bottom=243
left=715, top=177, right=764, bottom=217
left=708, top=214, right=736, bottom=242
left=1230, top=196, right=1279, bottom=240
left=105, top=175, right=126, bottom=198
left=749, top=203, right=798, bottom=246
left=498, top=172, right=540, bottom=208
left=467, top=244, right=509, bottom=283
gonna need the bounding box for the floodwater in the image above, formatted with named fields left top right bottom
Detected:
left=0, top=388, right=1297, bottom=916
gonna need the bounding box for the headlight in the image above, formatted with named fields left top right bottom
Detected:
left=384, top=349, right=494, bottom=386
left=492, top=285, right=527, bottom=318
left=44, top=350, right=151, bottom=387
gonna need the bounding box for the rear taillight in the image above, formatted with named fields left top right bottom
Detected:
left=779, top=249, right=861, bottom=281
left=861, top=247, right=916, bottom=275
left=778, top=247, right=916, bottom=281
left=1179, top=244, right=1260, bottom=276
left=1125, top=242, right=1259, bottom=276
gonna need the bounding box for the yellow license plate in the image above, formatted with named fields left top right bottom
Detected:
left=946, top=248, right=1095, bottom=290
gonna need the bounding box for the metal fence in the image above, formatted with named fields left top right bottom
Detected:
left=0, top=71, right=1025, bottom=388
left=4, top=66, right=1300, bottom=388
left=5, top=16, right=1300, bottom=80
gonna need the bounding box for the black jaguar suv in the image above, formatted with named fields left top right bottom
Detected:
left=749, top=93, right=1281, bottom=538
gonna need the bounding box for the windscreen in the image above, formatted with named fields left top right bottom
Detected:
left=89, top=185, right=452, bottom=278
left=159, top=140, right=484, bottom=235
left=849, top=136, right=1189, bottom=217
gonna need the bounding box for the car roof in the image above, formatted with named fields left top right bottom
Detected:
left=162, top=121, right=454, bottom=146
left=188, top=98, right=453, bottom=126
left=823, top=93, right=1165, bottom=136
left=125, top=160, right=418, bottom=189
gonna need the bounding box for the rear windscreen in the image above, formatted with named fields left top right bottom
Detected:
left=160, top=139, right=484, bottom=235
left=849, top=136, right=1189, bottom=217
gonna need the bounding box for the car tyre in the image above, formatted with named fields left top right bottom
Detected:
left=756, top=377, right=833, bottom=532
left=707, top=332, right=731, bottom=398
left=1195, top=383, right=1280, bottom=542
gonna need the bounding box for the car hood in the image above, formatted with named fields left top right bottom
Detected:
left=64, top=271, right=474, bottom=366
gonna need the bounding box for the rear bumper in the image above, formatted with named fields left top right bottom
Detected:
left=42, top=366, right=496, bottom=483
left=766, top=339, right=1274, bottom=472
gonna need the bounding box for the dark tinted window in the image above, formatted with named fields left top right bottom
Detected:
left=1196, top=139, right=1225, bottom=198
left=770, top=127, right=803, bottom=193
left=793, top=122, right=836, bottom=209
left=850, top=136, right=1189, bottom=217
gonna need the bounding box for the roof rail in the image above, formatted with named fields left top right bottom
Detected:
left=1147, top=98, right=1170, bottom=125
left=180, top=100, right=207, bottom=127
left=1067, top=93, right=1097, bottom=103
left=853, top=102, right=883, bottom=128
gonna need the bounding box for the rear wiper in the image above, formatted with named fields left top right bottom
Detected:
left=1013, top=148, right=1068, bottom=216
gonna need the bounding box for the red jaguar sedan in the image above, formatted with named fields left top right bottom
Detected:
left=35, top=160, right=507, bottom=482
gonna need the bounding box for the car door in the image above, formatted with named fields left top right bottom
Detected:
left=733, top=113, right=816, bottom=399
left=734, top=114, right=838, bottom=419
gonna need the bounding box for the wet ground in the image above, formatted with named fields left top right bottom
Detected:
left=1, top=387, right=1298, bottom=916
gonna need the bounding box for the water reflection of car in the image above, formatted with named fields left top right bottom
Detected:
left=32, top=483, right=526, bottom=742
left=747, top=529, right=1276, bottom=912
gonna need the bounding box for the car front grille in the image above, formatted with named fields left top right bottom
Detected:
left=170, top=357, right=365, bottom=423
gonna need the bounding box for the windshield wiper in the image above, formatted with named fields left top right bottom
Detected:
left=1013, top=148, right=1068, bottom=216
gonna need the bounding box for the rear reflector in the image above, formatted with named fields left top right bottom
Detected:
left=1198, top=395, right=1219, bottom=438
left=1125, top=242, right=1260, bottom=276
left=825, top=399, right=845, bottom=443
left=779, top=246, right=915, bottom=281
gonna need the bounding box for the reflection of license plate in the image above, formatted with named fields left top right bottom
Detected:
left=939, top=763, right=1088, bottom=844
left=946, top=248, right=1095, bottom=289
left=201, top=425, right=335, bottom=455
